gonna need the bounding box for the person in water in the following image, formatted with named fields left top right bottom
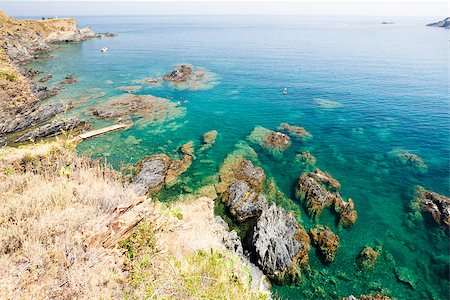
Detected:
left=283, top=87, right=288, bottom=95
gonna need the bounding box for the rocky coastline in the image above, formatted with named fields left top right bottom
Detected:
left=0, top=11, right=114, bottom=145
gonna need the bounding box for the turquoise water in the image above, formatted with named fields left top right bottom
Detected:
left=25, top=16, right=449, bottom=299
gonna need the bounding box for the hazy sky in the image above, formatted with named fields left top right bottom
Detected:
left=0, top=1, right=447, bottom=17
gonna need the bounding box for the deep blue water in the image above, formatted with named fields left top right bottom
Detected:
left=25, top=15, right=449, bottom=299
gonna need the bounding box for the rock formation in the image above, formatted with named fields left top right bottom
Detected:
left=426, top=17, right=450, bottom=28
left=387, top=149, right=427, bottom=173
left=278, top=122, right=312, bottom=140
left=356, top=246, right=379, bottom=271
left=342, top=294, right=391, bottom=300
left=411, top=186, right=450, bottom=231
left=163, top=65, right=193, bottom=82
left=247, top=125, right=291, bottom=153
left=296, top=169, right=357, bottom=227
left=90, top=94, right=185, bottom=125
left=132, top=142, right=195, bottom=195
left=15, top=117, right=87, bottom=143
left=252, top=204, right=310, bottom=281
left=309, top=225, right=339, bottom=264
left=295, top=151, right=316, bottom=168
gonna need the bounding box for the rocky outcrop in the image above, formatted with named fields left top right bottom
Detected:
left=236, top=159, right=265, bottom=190
left=132, top=142, right=194, bottom=195
left=309, top=225, right=339, bottom=264
left=296, top=169, right=357, bottom=227
left=387, top=149, right=427, bottom=174
left=247, top=125, right=291, bottom=153
left=278, top=122, right=312, bottom=140
left=252, top=204, right=310, bottom=281
left=224, top=180, right=269, bottom=222
left=0, top=102, right=65, bottom=135
left=295, top=151, right=316, bottom=167
left=15, top=117, right=87, bottom=143
left=163, top=65, right=193, bottom=82
left=426, top=17, right=450, bottom=28
left=411, top=186, right=450, bottom=231
left=58, top=74, right=78, bottom=85
left=356, top=246, right=379, bottom=271
left=32, top=84, right=62, bottom=100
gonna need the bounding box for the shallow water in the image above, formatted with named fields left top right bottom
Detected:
left=25, top=15, right=449, bottom=299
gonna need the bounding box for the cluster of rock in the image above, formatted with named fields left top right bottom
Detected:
left=296, top=169, right=357, bottom=228
left=426, top=17, right=450, bottom=28
left=162, top=65, right=194, bottom=82
left=278, top=122, right=312, bottom=140
left=387, top=149, right=428, bottom=174
left=295, top=151, right=317, bottom=168
left=411, top=186, right=449, bottom=232
left=218, top=155, right=311, bottom=282
left=131, top=142, right=194, bottom=196
left=356, top=246, right=379, bottom=271
left=342, top=293, right=391, bottom=300
left=58, top=74, right=78, bottom=85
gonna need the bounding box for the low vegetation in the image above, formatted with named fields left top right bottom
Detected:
left=0, top=141, right=268, bottom=299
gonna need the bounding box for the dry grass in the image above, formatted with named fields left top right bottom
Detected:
left=0, top=142, right=131, bottom=299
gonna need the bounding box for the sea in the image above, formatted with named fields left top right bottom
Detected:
left=23, top=15, right=449, bottom=299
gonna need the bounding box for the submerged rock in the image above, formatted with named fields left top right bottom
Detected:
left=38, top=74, right=53, bottom=83
left=59, top=74, right=78, bottom=85
left=309, top=225, right=339, bottom=264
left=224, top=180, right=268, bottom=222
left=278, top=122, right=312, bottom=140
left=387, top=149, right=427, bottom=173
left=296, top=169, right=357, bottom=227
left=252, top=204, right=310, bottom=281
left=426, top=17, right=450, bottom=28
left=313, top=98, right=343, bottom=109
left=411, top=186, right=450, bottom=231
left=248, top=126, right=291, bottom=153
left=200, top=130, right=218, bottom=151
left=356, top=246, right=379, bottom=270
left=394, top=267, right=417, bottom=289
left=15, top=117, right=87, bottom=143
left=295, top=151, right=317, bottom=168
left=89, top=94, right=185, bottom=125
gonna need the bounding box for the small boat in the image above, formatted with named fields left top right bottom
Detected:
left=283, top=87, right=288, bottom=95
left=101, top=47, right=108, bottom=52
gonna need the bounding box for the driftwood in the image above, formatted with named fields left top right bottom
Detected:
left=85, top=197, right=155, bottom=248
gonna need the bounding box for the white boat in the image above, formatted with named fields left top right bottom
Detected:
left=101, top=47, right=108, bottom=52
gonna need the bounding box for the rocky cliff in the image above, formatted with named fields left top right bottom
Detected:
left=0, top=11, right=104, bottom=141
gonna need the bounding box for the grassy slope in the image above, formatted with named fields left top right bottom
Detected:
left=0, top=140, right=268, bottom=299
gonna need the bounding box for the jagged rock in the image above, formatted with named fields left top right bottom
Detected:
left=334, top=198, right=358, bottom=228
left=163, top=65, right=193, bottom=82
left=224, top=180, right=268, bottom=222
left=132, top=154, right=171, bottom=196
left=356, top=246, right=379, bottom=270
left=223, top=229, right=244, bottom=255
left=236, top=159, right=265, bottom=190
left=309, top=225, right=339, bottom=264
left=0, top=102, right=65, bottom=135
left=295, top=151, right=316, bottom=167
left=165, top=144, right=193, bottom=186
left=426, top=17, right=450, bottom=28
left=296, top=169, right=357, bottom=227
left=15, top=117, right=87, bottom=143
left=394, top=267, right=417, bottom=289
left=252, top=204, right=310, bottom=281
left=278, top=122, right=312, bottom=140
left=94, top=32, right=117, bottom=38
left=412, top=186, right=450, bottom=231
left=85, top=197, right=154, bottom=248
left=264, top=131, right=291, bottom=151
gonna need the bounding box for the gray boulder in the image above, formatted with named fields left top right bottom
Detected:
left=225, top=180, right=268, bottom=222
left=132, top=154, right=171, bottom=196
left=252, top=204, right=310, bottom=281
left=15, top=117, right=86, bottom=143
